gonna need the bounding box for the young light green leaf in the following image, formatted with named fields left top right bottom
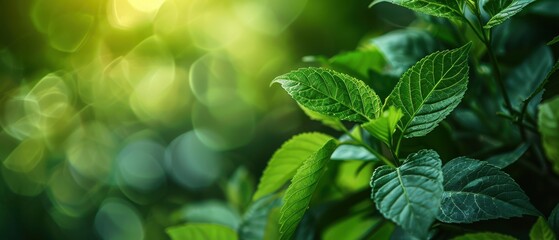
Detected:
left=452, top=232, right=517, bottom=240
left=549, top=203, right=559, bottom=237
left=370, top=149, right=444, bottom=238
left=438, top=157, right=541, bottom=223
left=539, top=97, right=559, bottom=174
left=367, top=29, right=440, bottom=77
left=166, top=223, right=238, bottom=240
left=530, top=217, right=556, bottom=240
left=362, top=106, right=403, bottom=145
left=272, top=67, right=382, bottom=122
left=484, top=0, right=536, bottom=29
left=300, top=105, right=344, bottom=131
left=385, top=43, right=471, bottom=138
left=328, top=48, right=386, bottom=79
left=485, top=143, right=530, bottom=169
left=370, top=0, right=464, bottom=21
left=279, top=139, right=338, bottom=240
left=253, top=133, right=335, bottom=201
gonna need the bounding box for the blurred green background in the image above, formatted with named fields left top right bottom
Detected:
left=0, top=0, right=405, bottom=239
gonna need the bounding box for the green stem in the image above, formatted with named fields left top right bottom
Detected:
left=341, top=126, right=395, bottom=168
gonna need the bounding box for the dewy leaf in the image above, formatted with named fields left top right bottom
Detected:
left=484, top=0, right=536, bottom=29
left=272, top=67, right=382, bottom=122
left=370, top=149, right=443, bottom=238
left=385, top=43, right=471, bottom=138
left=452, top=232, right=517, bottom=240
left=549, top=202, right=559, bottom=237
left=539, top=97, right=559, bottom=174
left=530, top=217, right=556, bottom=240
left=362, top=106, right=403, bottom=146
left=485, top=143, right=530, bottom=169
left=370, top=0, right=464, bottom=21
left=279, top=140, right=338, bottom=240
left=166, top=223, right=238, bottom=240
left=253, top=133, right=335, bottom=201
left=438, top=157, right=541, bottom=223
left=367, top=29, right=440, bottom=77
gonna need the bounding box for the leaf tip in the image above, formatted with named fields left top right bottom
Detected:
left=368, top=0, right=386, bottom=8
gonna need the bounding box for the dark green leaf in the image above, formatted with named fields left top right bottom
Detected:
left=166, top=223, right=238, bottom=240
left=438, top=157, right=540, bottom=223
left=452, top=232, right=517, bottom=240
left=370, top=0, right=464, bottom=21
left=507, top=45, right=553, bottom=113
left=239, top=195, right=282, bottom=240
left=548, top=35, right=559, bottom=45
left=272, top=67, right=382, bottom=122
left=485, top=143, right=530, bottom=169
left=371, top=149, right=444, bottom=238
left=530, top=217, right=556, bottom=240
left=177, top=201, right=241, bottom=229
left=253, top=133, right=336, bottom=201
left=367, top=29, right=440, bottom=77
left=279, top=140, right=338, bottom=240
left=538, top=97, right=559, bottom=174
left=484, top=0, right=536, bottom=29
left=386, top=43, right=471, bottom=138
left=549, top=202, right=559, bottom=237
left=362, top=106, right=403, bottom=145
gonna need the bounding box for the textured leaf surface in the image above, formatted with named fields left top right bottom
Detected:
left=166, top=223, right=238, bottom=240
left=452, top=232, right=517, bottom=240
left=486, top=143, right=530, bottom=169
left=368, top=29, right=439, bottom=77
left=279, top=140, right=338, bottom=240
left=362, top=106, right=403, bottom=145
left=386, top=43, right=470, bottom=138
left=538, top=97, right=559, bottom=174
left=549, top=203, right=559, bottom=237
left=438, top=157, right=540, bottom=223
left=484, top=0, right=535, bottom=28
left=273, top=67, right=381, bottom=122
left=530, top=217, right=555, bottom=240
left=253, top=133, right=335, bottom=200
left=371, top=149, right=443, bottom=238
left=371, top=0, right=463, bottom=20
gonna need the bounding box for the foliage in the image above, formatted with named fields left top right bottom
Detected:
left=163, top=0, right=559, bottom=239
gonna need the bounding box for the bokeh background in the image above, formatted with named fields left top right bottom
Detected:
left=0, top=0, right=409, bottom=239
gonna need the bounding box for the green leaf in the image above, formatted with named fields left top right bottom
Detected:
left=485, top=143, right=530, bottom=169
left=362, top=106, right=403, bottom=145
left=331, top=145, right=377, bottom=161
left=538, top=97, right=559, bottom=174
left=549, top=203, right=559, bottom=237
left=438, top=157, right=541, bottom=223
left=548, top=35, right=559, bottom=46
left=226, top=167, right=254, bottom=212
left=253, top=133, right=336, bottom=201
left=385, top=43, right=471, bottom=138
left=484, top=0, right=536, bottom=29
left=166, top=223, right=238, bottom=240
left=370, top=149, right=444, bottom=238
left=506, top=45, right=553, bottom=113
left=176, top=201, right=241, bottom=229
left=328, top=48, right=386, bottom=80
left=367, top=29, right=440, bottom=77
left=279, top=139, right=338, bottom=240
left=272, top=67, right=382, bottom=122
left=452, top=232, right=517, bottom=240
left=530, top=217, right=556, bottom=240
left=239, top=195, right=282, bottom=240
left=370, top=0, right=464, bottom=21
left=300, top=105, right=344, bottom=131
